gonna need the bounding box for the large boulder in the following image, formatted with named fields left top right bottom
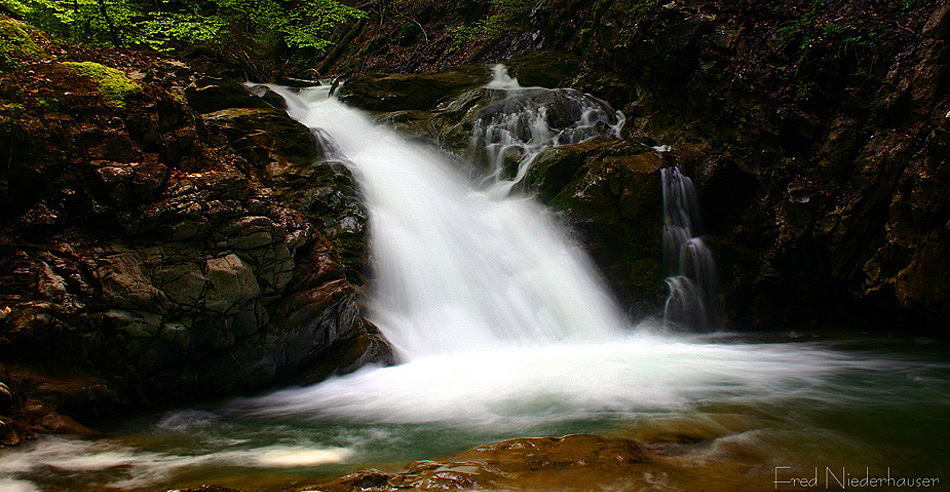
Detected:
left=1, top=165, right=388, bottom=405
left=504, top=50, right=585, bottom=88
left=200, top=105, right=371, bottom=282
left=201, top=107, right=319, bottom=180
left=184, top=76, right=269, bottom=114
left=339, top=66, right=491, bottom=112
left=520, top=139, right=672, bottom=315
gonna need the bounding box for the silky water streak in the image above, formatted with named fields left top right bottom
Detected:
left=271, top=84, right=628, bottom=360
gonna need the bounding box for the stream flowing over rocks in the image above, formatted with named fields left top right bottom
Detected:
left=1, top=1, right=949, bottom=491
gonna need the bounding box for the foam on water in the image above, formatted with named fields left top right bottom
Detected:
left=231, top=330, right=879, bottom=427
left=0, top=478, right=40, bottom=492
left=0, top=435, right=353, bottom=490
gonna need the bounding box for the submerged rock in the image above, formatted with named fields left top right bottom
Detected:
left=313, top=434, right=664, bottom=492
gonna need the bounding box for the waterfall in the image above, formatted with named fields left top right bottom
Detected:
left=6, top=76, right=945, bottom=492
left=470, top=65, right=625, bottom=198
left=661, top=165, right=720, bottom=329
left=267, top=82, right=629, bottom=361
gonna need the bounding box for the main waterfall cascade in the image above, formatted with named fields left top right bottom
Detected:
left=269, top=76, right=630, bottom=360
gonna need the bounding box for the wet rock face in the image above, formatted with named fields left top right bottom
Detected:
left=185, top=76, right=270, bottom=114
left=2, top=166, right=384, bottom=407
left=503, top=50, right=585, bottom=89
left=338, top=66, right=491, bottom=112
left=199, top=104, right=371, bottom=282
left=529, top=0, right=950, bottom=333
left=678, top=3, right=950, bottom=332
left=0, top=54, right=390, bottom=436
left=522, top=140, right=675, bottom=316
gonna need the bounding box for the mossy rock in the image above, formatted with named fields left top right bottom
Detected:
left=522, top=137, right=617, bottom=201
left=339, top=66, right=491, bottom=112
left=505, top=50, right=585, bottom=88
left=60, top=61, right=143, bottom=108
left=0, top=17, right=47, bottom=67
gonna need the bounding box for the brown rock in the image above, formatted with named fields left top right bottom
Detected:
left=313, top=434, right=655, bottom=492
left=339, top=66, right=490, bottom=112
left=185, top=76, right=269, bottom=114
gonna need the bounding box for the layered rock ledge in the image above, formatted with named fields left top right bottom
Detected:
left=0, top=25, right=390, bottom=445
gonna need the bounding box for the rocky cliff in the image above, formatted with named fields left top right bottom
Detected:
left=570, top=0, right=950, bottom=332
left=0, top=20, right=390, bottom=445
left=327, top=0, right=949, bottom=334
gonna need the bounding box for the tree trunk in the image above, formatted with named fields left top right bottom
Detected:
left=317, top=17, right=367, bottom=76
left=97, top=0, right=121, bottom=47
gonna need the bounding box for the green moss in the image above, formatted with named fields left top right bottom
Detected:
left=37, top=96, right=61, bottom=112
left=0, top=17, right=47, bottom=68
left=61, top=61, right=143, bottom=108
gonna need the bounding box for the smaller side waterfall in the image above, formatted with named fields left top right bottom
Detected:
left=662, top=165, right=720, bottom=330
left=470, top=65, right=625, bottom=197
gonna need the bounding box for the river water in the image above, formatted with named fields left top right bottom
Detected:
left=1, top=78, right=948, bottom=492
left=3, top=332, right=947, bottom=492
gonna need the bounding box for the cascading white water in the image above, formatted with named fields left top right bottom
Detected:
left=661, top=165, right=720, bottom=329
left=269, top=82, right=628, bottom=360
left=470, top=65, right=625, bottom=198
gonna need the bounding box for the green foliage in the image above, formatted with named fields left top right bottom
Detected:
left=775, top=8, right=820, bottom=51
left=8, top=0, right=363, bottom=58
left=282, top=0, right=365, bottom=50
left=1, top=0, right=31, bottom=17
left=6, top=0, right=136, bottom=46
left=449, top=0, right=537, bottom=43
left=795, top=82, right=813, bottom=102
left=61, top=61, right=142, bottom=107
left=0, top=17, right=47, bottom=67
left=0, top=101, right=28, bottom=131
left=774, top=0, right=926, bottom=56
left=179, top=0, right=365, bottom=52
left=135, top=12, right=227, bottom=50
